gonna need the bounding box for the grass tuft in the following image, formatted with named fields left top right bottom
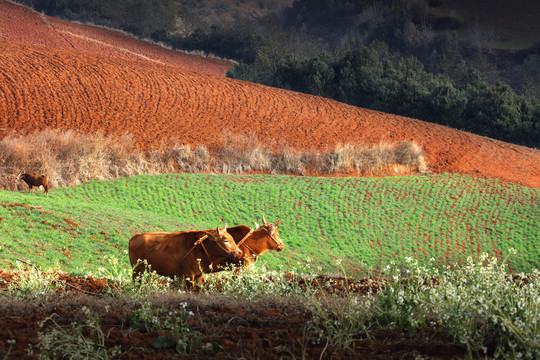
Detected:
left=0, top=129, right=427, bottom=190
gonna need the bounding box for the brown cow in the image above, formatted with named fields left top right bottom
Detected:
left=216, top=216, right=285, bottom=272
left=17, top=172, right=49, bottom=194
left=128, top=226, right=242, bottom=286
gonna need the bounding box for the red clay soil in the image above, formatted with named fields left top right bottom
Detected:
left=1, top=39, right=538, bottom=188
left=0, top=0, right=233, bottom=76
left=0, top=271, right=468, bottom=359
left=0, top=0, right=539, bottom=190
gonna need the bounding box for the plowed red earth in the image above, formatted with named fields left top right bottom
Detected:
left=0, top=0, right=539, bottom=188
left=0, top=0, right=233, bottom=76
left=1, top=37, right=538, bottom=187
left=0, top=270, right=466, bottom=359
left=0, top=2, right=536, bottom=358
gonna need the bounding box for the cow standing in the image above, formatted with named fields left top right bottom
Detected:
left=17, top=172, right=48, bottom=194
left=213, top=216, right=285, bottom=273
left=128, top=226, right=242, bottom=286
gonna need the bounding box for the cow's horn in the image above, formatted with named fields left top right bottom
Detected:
left=255, top=222, right=259, bottom=229
left=262, top=215, right=266, bottom=224
left=274, top=219, right=282, bottom=226
left=16, top=171, right=21, bottom=180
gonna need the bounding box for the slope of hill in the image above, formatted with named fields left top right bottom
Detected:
left=1, top=173, right=538, bottom=274
left=1, top=37, right=539, bottom=188
left=0, top=0, right=233, bottom=76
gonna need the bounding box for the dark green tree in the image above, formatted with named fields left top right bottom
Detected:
left=304, top=52, right=336, bottom=96
left=336, top=47, right=382, bottom=107
left=425, top=78, right=467, bottom=126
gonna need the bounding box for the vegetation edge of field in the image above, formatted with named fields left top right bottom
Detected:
left=1, top=172, right=538, bottom=274
left=1, top=253, right=539, bottom=359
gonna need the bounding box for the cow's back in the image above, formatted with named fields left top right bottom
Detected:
left=226, top=225, right=252, bottom=243
left=129, top=231, right=195, bottom=277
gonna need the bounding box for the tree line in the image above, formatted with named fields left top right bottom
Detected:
left=228, top=44, right=540, bottom=147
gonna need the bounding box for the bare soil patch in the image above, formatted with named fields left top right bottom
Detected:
left=0, top=0, right=233, bottom=76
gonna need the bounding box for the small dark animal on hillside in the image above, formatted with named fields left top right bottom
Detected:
left=17, top=172, right=49, bottom=194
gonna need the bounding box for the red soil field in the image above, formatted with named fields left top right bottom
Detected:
left=0, top=0, right=233, bottom=76
left=1, top=38, right=538, bottom=188
left=0, top=0, right=539, bottom=191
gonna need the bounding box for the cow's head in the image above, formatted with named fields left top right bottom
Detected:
left=208, top=225, right=242, bottom=260
left=255, top=216, right=285, bottom=251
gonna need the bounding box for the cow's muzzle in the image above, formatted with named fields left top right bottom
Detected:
left=230, top=249, right=243, bottom=260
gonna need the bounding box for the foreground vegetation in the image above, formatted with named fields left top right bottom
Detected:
left=1, top=173, right=538, bottom=274
left=1, top=255, right=539, bottom=359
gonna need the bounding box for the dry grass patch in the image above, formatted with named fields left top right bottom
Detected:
left=0, top=129, right=428, bottom=191
left=333, top=141, right=427, bottom=175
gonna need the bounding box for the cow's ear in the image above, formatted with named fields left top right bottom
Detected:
left=274, top=219, right=282, bottom=226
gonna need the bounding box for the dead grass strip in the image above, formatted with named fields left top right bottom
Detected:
left=0, top=129, right=428, bottom=190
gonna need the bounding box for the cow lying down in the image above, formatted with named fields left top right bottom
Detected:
left=128, top=226, right=242, bottom=286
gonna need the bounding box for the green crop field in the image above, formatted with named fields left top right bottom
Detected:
left=0, top=173, right=538, bottom=275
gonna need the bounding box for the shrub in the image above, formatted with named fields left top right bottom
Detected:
left=373, top=254, right=540, bottom=359
left=33, top=306, right=121, bottom=360
left=6, top=261, right=62, bottom=300
left=129, top=301, right=214, bottom=354
left=0, top=130, right=427, bottom=191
